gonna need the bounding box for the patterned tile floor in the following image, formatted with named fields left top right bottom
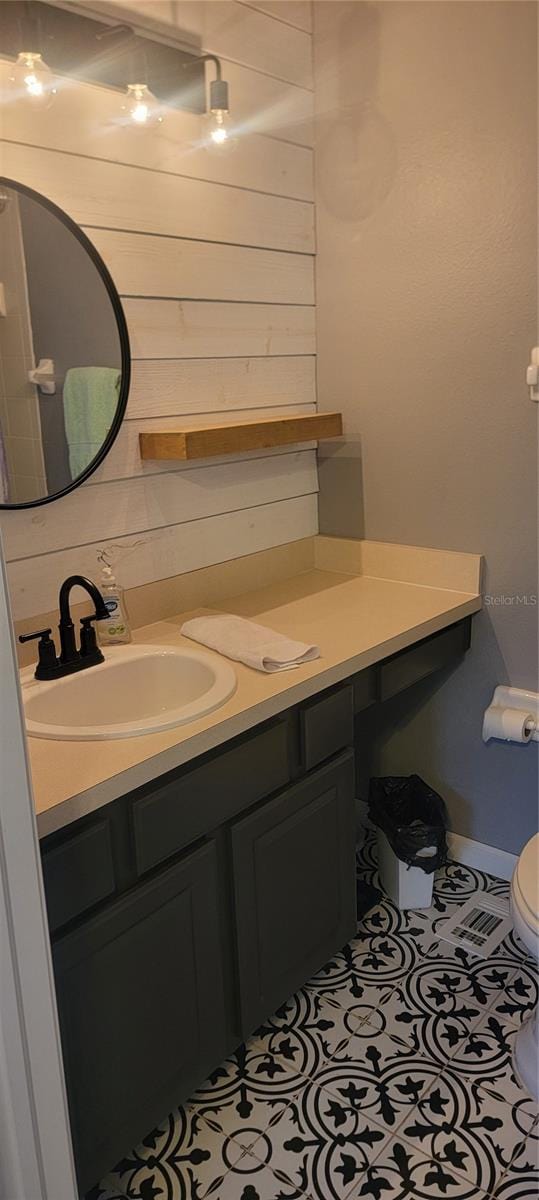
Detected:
left=90, top=830, right=539, bottom=1200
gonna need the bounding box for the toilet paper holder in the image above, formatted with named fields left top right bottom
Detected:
left=482, top=686, right=539, bottom=744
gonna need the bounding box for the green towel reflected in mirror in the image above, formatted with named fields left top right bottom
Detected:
left=63, top=367, right=121, bottom=480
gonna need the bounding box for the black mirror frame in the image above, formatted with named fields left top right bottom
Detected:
left=0, top=176, right=131, bottom=510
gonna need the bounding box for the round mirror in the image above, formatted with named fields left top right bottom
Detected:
left=0, top=178, right=130, bottom=508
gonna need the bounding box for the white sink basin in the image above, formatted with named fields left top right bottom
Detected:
left=21, top=644, right=237, bottom=740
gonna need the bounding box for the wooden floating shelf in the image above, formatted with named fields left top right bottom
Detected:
left=139, top=411, right=344, bottom=461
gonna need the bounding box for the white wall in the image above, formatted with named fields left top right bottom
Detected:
left=314, top=0, right=538, bottom=854
left=0, top=533, right=77, bottom=1199
left=0, top=0, right=317, bottom=620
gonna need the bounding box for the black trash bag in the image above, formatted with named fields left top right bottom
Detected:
left=368, top=775, right=448, bottom=874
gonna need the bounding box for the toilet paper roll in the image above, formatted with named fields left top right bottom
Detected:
left=483, top=705, right=536, bottom=744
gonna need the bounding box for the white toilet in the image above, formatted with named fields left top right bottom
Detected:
left=510, top=831, right=539, bottom=1099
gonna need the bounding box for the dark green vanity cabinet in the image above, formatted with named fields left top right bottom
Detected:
left=42, top=711, right=357, bottom=1193
left=232, top=751, right=356, bottom=1033
left=52, top=842, right=227, bottom=1193
left=39, top=615, right=472, bottom=1193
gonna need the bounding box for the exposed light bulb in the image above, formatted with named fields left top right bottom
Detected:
left=121, top=83, right=163, bottom=127
left=203, top=108, right=238, bottom=153
left=9, top=52, right=56, bottom=108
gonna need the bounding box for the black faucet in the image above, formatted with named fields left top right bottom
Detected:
left=19, top=575, right=110, bottom=681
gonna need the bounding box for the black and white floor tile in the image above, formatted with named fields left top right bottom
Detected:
left=187, top=1039, right=308, bottom=1148
left=350, top=1137, right=492, bottom=1199
left=355, top=828, right=379, bottom=891
left=198, top=1150, right=307, bottom=1199
left=488, top=960, right=538, bottom=1026
left=90, top=846, right=538, bottom=1200
left=254, top=991, right=363, bottom=1079
left=399, top=1068, right=536, bottom=1196
left=90, top=1104, right=228, bottom=1200
left=248, top=1076, right=391, bottom=1199
left=307, top=1024, right=443, bottom=1133
left=306, top=900, right=438, bottom=1014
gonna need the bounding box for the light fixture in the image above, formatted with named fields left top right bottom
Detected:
left=8, top=2, right=57, bottom=108
left=206, top=58, right=237, bottom=151
left=95, top=23, right=163, bottom=128
left=121, top=80, right=162, bottom=127
left=187, top=54, right=238, bottom=152
left=204, top=104, right=236, bottom=149
left=9, top=50, right=56, bottom=108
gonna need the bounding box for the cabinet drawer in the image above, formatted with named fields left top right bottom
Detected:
left=41, top=819, right=115, bottom=934
left=353, top=667, right=378, bottom=713
left=379, top=617, right=471, bottom=702
left=132, top=719, right=291, bottom=876
left=231, top=750, right=356, bottom=1036
left=300, top=682, right=354, bottom=770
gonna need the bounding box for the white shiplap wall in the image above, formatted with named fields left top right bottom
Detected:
left=0, top=0, right=317, bottom=620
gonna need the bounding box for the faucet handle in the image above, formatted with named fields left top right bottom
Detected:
left=19, top=627, right=52, bottom=644
left=79, top=615, right=105, bottom=663
left=19, top=628, right=59, bottom=679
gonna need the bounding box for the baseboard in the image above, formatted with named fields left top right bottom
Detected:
left=446, top=832, right=516, bottom=882
left=357, top=799, right=516, bottom=882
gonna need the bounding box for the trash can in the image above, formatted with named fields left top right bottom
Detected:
left=368, top=775, right=448, bottom=910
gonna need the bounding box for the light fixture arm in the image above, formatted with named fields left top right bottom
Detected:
left=95, top=22, right=144, bottom=83
left=185, top=53, right=229, bottom=114
left=19, top=0, right=36, bottom=50
left=195, top=54, right=222, bottom=81
left=95, top=21, right=135, bottom=40
left=94, top=21, right=137, bottom=55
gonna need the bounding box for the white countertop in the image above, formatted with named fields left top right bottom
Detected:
left=28, top=538, right=482, bottom=838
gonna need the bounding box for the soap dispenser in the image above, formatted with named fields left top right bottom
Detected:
left=96, top=553, right=131, bottom=645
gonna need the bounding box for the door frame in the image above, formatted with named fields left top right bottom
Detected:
left=0, top=532, right=77, bottom=1200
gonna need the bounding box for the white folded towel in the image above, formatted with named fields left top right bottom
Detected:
left=181, top=614, right=320, bottom=673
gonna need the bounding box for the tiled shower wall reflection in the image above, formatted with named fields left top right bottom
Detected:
left=0, top=192, right=46, bottom=503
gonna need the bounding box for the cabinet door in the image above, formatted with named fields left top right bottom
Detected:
left=53, top=840, right=227, bottom=1194
left=231, top=751, right=356, bottom=1036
